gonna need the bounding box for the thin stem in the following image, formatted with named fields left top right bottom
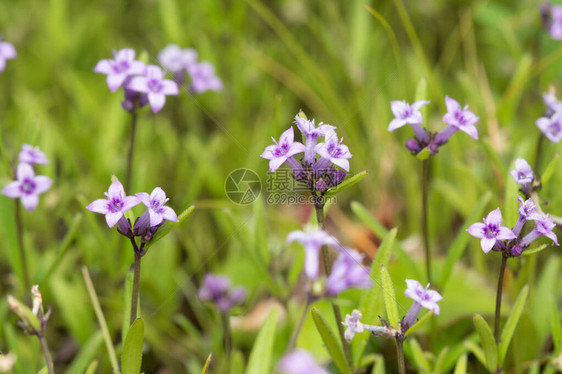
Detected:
left=130, top=249, right=142, bottom=326
left=220, top=312, right=232, bottom=367
left=286, top=299, right=311, bottom=352
left=14, top=200, right=31, bottom=293
left=396, top=337, right=406, bottom=374
left=314, top=198, right=353, bottom=370
left=421, top=159, right=432, bottom=284
left=535, top=133, right=544, bottom=173
left=125, top=111, right=138, bottom=193
left=38, top=334, right=54, bottom=374
left=494, top=254, right=508, bottom=342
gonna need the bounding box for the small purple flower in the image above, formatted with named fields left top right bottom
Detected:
left=278, top=349, right=329, bottom=374
left=388, top=100, right=430, bottom=142
left=513, top=196, right=541, bottom=237
left=510, top=158, right=535, bottom=186
left=467, top=208, right=516, bottom=253
left=342, top=309, right=390, bottom=341
left=405, top=139, right=422, bottom=153
left=2, top=163, right=52, bottom=211
left=198, top=273, right=246, bottom=313
left=326, top=249, right=372, bottom=295
left=314, top=129, right=352, bottom=172
left=187, top=61, right=223, bottom=93
left=435, top=96, right=479, bottom=143
left=544, top=4, right=562, bottom=39
left=135, top=187, right=178, bottom=227
left=121, top=88, right=148, bottom=112
left=536, top=111, right=562, bottom=143
left=18, top=144, right=48, bottom=165
left=86, top=178, right=140, bottom=228
left=158, top=44, right=197, bottom=74
left=520, top=215, right=559, bottom=247
left=127, top=65, right=179, bottom=113
left=94, top=49, right=146, bottom=92
left=543, top=91, right=562, bottom=116
left=0, top=38, right=16, bottom=73
left=403, top=279, right=442, bottom=330
left=286, top=229, right=339, bottom=279
left=294, top=114, right=335, bottom=165
left=261, top=127, right=306, bottom=173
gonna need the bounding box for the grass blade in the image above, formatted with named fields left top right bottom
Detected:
left=122, top=318, right=144, bottom=374
left=246, top=307, right=278, bottom=374
left=473, top=314, right=497, bottom=372
left=498, top=285, right=529, bottom=364
left=311, top=307, right=350, bottom=374
left=380, top=265, right=399, bottom=328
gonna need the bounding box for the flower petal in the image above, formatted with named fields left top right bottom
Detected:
left=480, top=237, right=496, bottom=253
left=107, top=73, right=127, bottom=92
left=269, top=156, right=287, bottom=172
left=331, top=158, right=350, bottom=172
left=485, top=208, right=502, bottom=227
left=161, top=80, right=179, bottom=95
left=87, top=198, right=110, bottom=214
left=467, top=222, right=486, bottom=238
left=496, top=227, right=516, bottom=240
left=21, top=194, right=38, bottom=211
left=2, top=181, right=22, bottom=198
left=390, top=100, right=408, bottom=118
left=105, top=211, right=123, bottom=228
left=148, top=92, right=166, bottom=113
left=107, top=179, right=125, bottom=201
left=94, top=59, right=113, bottom=74
left=445, top=96, right=460, bottom=113
left=34, top=176, right=52, bottom=194
left=127, top=76, right=148, bottom=93
left=160, top=206, right=178, bottom=222
left=136, top=192, right=151, bottom=206
left=458, top=123, right=478, bottom=139
left=304, top=246, right=320, bottom=279
left=17, top=163, right=35, bottom=181
left=122, top=196, right=140, bottom=212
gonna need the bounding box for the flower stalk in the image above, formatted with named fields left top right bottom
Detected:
left=494, top=253, right=508, bottom=342
left=14, top=200, right=30, bottom=293
left=421, top=158, right=432, bottom=284
left=125, top=110, right=138, bottom=193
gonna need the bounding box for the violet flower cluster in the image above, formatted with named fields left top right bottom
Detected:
left=388, top=96, right=479, bottom=155
left=277, top=349, right=329, bottom=374
left=342, top=279, right=442, bottom=341
left=2, top=144, right=52, bottom=211
left=536, top=90, right=562, bottom=143
left=198, top=273, right=247, bottom=313
left=158, top=44, right=223, bottom=93
left=86, top=178, right=178, bottom=241
left=286, top=228, right=371, bottom=297
left=541, top=2, right=562, bottom=40
left=0, top=37, right=16, bottom=73
left=261, top=112, right=350, bottom=198
left=468, top=197, right=558, bottom=257
left=94, top=48, right=179, bottom=113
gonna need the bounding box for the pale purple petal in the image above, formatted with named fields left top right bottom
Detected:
left=279, top=127, right=295, bottom=144
left=107, top=74, right=127, bottom=92
left=0, top=42, right=16, bottom=59
left=33, top=176, right=52, bottom=194
left=148, top=92, right=166, bottom=113
left=496, top=227, right=516, bottom=240
left=17, top=163, right=35, bottom=180
left=107, top=179, right=125, bottom=201
left=127, top=76, right=149, bottom=93
left=459, top=123, right=478, bottom=139
left=146, top=65, right=164, bottom=81
left=2, top=181, right=22, bottom=198
left=330, top=158, right=350, bottom=172
left=467, top=222, right=485, bottom=238
left=445, top=96, right=460, bottom=113
left=115, top=48, right=135, bottom=62
left=286, top=142, right=306, bottom=157
left=150, top=187, right=166, bottom=203
left=105, top=211, right=123, bottom=228
left=304, top=246, right=320, bottom=279
left=388, top=118, right=407, bottom=131
left=94, top=59, right=113, bottom=74
left=129, top=61, right=146, bottom=75
left=136, top=192, right=151, bottom=206
left=148, top=210, right=164, bottom=227
left=21, top=194, right=39, bottom=211
left=161, top=80, right=179, bottom=95
left=269, top=156, right=287, bottom=172
left=411, top=100, right=430, bottom=111
left=121, top=196, right=140, bottom=211
left=485, top=208, right=503, bottom=227
left=481, top=237, right=496, bottom=253
left=87, top=198, right=110, bottom=214
left=160, top=206, right=178, bottom=222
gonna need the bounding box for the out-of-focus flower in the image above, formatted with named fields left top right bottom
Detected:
left=536, top=111, right=562, bottom=143
left=314, top=129, right=352, bottom=172
left=94, top=49, right=146, bottom=92
left=467, top=208, right=516, bottom=253
left=388, top=100, right=430, bottom=142
left=198, top=273, right=246, bottom=313
left=325, top=249, right=372, bottom=295
left=435, top=96, right=479, bottom=143
left=0, top=38, right=16, bottom=73
left=18, top=144, right=48, bottom=165
left=2, top=163, right=52, bottom=211
left=510, top=158, right=535, bottom=186
left=86, top=178, right=140, bottom=228
left=520, top=215, right=559, bottom=247
left=0, top=353, right=16, bottom=372
left=542, top=3, right=562, bottom=40
left=158, top=44, right=197, bottom=74
left=278, top=349, right=329, bottom=374
left=187, top=61, right=223, bottom=93
left=127, top=65, right=179, bottom=113
left=286, top=229, right=339, bottom=279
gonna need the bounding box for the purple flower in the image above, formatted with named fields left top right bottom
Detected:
left=513, top=196, right=541, bottom=237
left=388, top=100, right=430, bottom=142
left=2, top=163, right=52, bottom=211
left=0, top=38, right=16, bottom=73
left=127, top=65, right=179, bottom=113
left=294, top=114, right=335, bottom=165
left=158, top=44, right=197, bottom=74
left=536, top=111, right=562, bottom=143
left=261, top=127, right=306, bottom=172
left=543, top=91, right=562, bottom=116
left=18, top=144, right=48, bottom=165
left=544, top=4, right=562, bottom=39
left=467, top=208, right=516, bottom=253
left=286, top=229, right=339, bottom=279
left=121, top=88, right=148, bottom=112
left=86, top=178, right=140, bottom=228
left=187, top=61, right=223, bottom=93
left=510, top=158, right=535, bottom=186
left=403, top=279, right=442, bottom=329
left=135, top=187, right=178, bottom=227
left=435, top=96, right=479, bottom=143
left=198, top=273, right=246, bottom=313
left=278, top=350, right=329, bottom=374
left=326, top=249, right=372, bottom=295
left=341, top=309, right=390, bottom=341
left=94, top=49, right=146, bottom=92
left=314, top=129, right=352, bottom=172
left=520, top=215, right=559, bottom=247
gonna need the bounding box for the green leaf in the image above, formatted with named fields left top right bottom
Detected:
left=371, top=354, right=386, bottom=374
left=246, top=307, right=278, bottom=374
left=85, top=361, right=98, bottom=374
left=522, top=244, right=548, bottom=256
left=122, top=268, right=134, bottom=343
left=201, top=354, right=211, bottom=374
left=541, top=153, right=559, bottom=185
left=453, top=354, right=467, bottom=374
left=550, top=295, right=562, bottom=353
left=324, top=170, right=367, bottom=197
left=64, top=332, right=103, bottom=374
left=463, top=340, right=485, bottom=367
left=434, top=346, right=449, bottom=374
left=37, top=368, right=48, bottom=374
left=415, top=77, right=428, bottom=106
left=7, top=295, right=41, bottom=333
left=311, top=308, right=350, bottom=374
left=473, top=314, right=497, bottom=372
left=144, top=205, right=195, bottom=249
left=122, top=318, right=144, bottom=374
left=380, top=265, right=399, bottom=328
left=499, top=285, right=529, bottom=364
left=409, top=338, right=430, bottom=372
left=405, top=311, right=433, bottom=337
left=440, top=191, right=492, bottom=288
left=416, top=147, right=431, bottom=160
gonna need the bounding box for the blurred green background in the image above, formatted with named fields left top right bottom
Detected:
left=0, top=0, right=561, bottom=372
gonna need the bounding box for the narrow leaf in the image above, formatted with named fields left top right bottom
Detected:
left=463, top=340, right=485, bottom=367
left=324, top=170, right=367, bottom=197
left=499, top=285, right=529, bottom=364
left=65, top=332, right=103, bottom=374
left=550, top=295, right=562, bottom=353
left=434, top=346, right=449, bottom=374
left=522, top=244, right=548, bottom=256
left=371, top=354, right=386, bottom=374
left=144, top=205, right=195, bottom=249
left=416, top=147, right=431, bottom=160
left=122, top=318, right=144, bottom=374
left=201, top=354, right=211, bottom=374
left=541, top=153, right=559, bottom=186
left=85, top=361, right=98, bottom=374
left=473, top=314, right=497, bottom=372
left=380, top=266, right=399, bottom=327
left=453, top=354, right=467, bottom=374
left=122, top=268, right=134, bottom=342
left=409, top=338, right=430, bottom=372
left=311, top=307, right=350, bottom=374
left=246, top=307, right=278, bottom=374
left=405, top=311, right=433, bottom=337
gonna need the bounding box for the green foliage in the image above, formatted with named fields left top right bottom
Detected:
left=473, top=314, right=498, bottom=372
left=498, top=285, right=529, bottom=365
left=246, top=307, right=278, bottom=374
left=380, top=265, right=399, bottom=328
left=311, top=308, right=350, bottom=374
left=122, top=318, right=144, bottom=374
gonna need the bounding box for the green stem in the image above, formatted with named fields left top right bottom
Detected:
left=535, top=134, right=544, bottom=173
left=38, top=333, right=54, bottom=374
left=14, top=200, right=31, bottom=293
left=421, top=159, right=432, bottom=284
left=396, top=337, right=406, bottom=374
left=314, top=198, right=353, bottom=370
left=221, top=312, right=232, bottom=367
left=130, top=249, right=141, bottom=326
left=494, top=254, right=507, bottom=342
left=125, top=111, right=138, bottom=193
left=286, top=299, right=311, bottom=353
